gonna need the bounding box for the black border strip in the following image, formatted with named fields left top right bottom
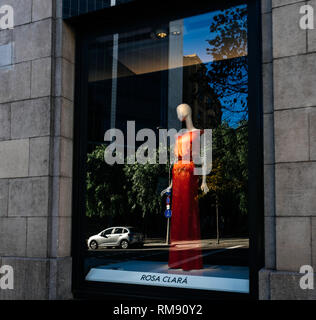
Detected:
left=247, top=0, right=264, bottom=300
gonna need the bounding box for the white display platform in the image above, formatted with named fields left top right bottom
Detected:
left=85, top=261, right=249, bottom=293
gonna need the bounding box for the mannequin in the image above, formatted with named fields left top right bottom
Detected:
left=162, top=103, right=209, bottom=271
left=161, top=104, right=209, bottom=196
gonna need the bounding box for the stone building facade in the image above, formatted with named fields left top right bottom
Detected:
left=0, top=0, right=315, bottom=300
left=260, top=0, right=316, bottom=300
left=0, top=0, right=74, bottom=299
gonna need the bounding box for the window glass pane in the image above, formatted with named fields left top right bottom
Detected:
left=84, top=4, right=249, bottom=294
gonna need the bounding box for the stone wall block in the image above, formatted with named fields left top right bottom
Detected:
left=31, top=57, right=52, bottom=98
left=264, top=113, right=275, bottom=164
left=57, top=216, right=72, bottom=257
left=32, top=0, right=53, bottom=22
left=272, top=0, right=306, bottom=8
left=0, top=62, right=31, bottom=104
left=270, top=271, right=316, bottom=300
left=265, top=216, right=276, bottom=269
left=11, top=97, right=50, bottom=139
left=8, top=177, right=49, bottom=217
left=273, top=3, right=306, bottom=58
left=276, top=217, right=311, bottom=271
left=0, top=257, right=49, bottom=300
left=262, top=62, right=273, bottom=114
left=29, top=136, right=50, bottom=177
left=309, top=108, right=316, bottom=160
left=275, top=162, right=316, bottom=216
left=274, top=54, right=316, bottom=110
left=26, top=217, right=48, bottom=258
left=0, top=179, right=9, bottom=217
left=14, top=19, right=52, bottom=63
left=262, top=12, right=273, bottom=63
left=0, top=103, right=11, bottom=141
left=0, top=218, right=26, bottom=256
left=0, top=139, right=29, bottom=179
left=274, top=108, right=309, bottom=163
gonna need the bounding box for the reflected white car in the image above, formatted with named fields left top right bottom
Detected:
left=87, top=227, right=144, bottom=250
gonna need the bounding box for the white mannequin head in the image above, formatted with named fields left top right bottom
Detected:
left=176, top=103, right=192, bottom=122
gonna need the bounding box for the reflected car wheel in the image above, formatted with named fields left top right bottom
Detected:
left=90, top=240, right=98, bottom=250
left=120, top=240, right=129, bottom=249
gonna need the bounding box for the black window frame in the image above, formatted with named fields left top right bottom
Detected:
left=69, top=0, right=264, bottom=300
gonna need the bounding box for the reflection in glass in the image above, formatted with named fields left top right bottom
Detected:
left=84, top=5, right=249, bottom=293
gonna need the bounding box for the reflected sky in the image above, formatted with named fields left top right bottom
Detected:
left=183, top=6, right=248, bottom=128
left=183, top=11, right=219, bottom=64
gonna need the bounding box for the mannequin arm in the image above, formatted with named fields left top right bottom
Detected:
left=200, top=132, right=210, bottom=194
left=160, top=181, right=172, bottom=197
left=201, top=174, right=209, bottom=194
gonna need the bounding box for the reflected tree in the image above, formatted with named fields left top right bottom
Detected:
left=86, top=145, right=127, bottom=219
left=200, top=121, right=248, bottom=238
left=207, top=5, right=248, bottom=124
left=123, top=160, right=168, bottom=219
left=86, top=145, right=169, bottom=225
left=198, top=5, right=249, bottom=239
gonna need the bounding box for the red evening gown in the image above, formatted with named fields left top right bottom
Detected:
left=168, top=130, right=203, bottom=271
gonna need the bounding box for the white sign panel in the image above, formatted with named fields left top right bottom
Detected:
left=86, top=268, right=249, bottom=294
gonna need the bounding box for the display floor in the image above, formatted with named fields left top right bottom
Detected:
left=85, top=260, right=249, bottom=293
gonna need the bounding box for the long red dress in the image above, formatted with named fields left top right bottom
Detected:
left=168, top=130, right=203, bottom=271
